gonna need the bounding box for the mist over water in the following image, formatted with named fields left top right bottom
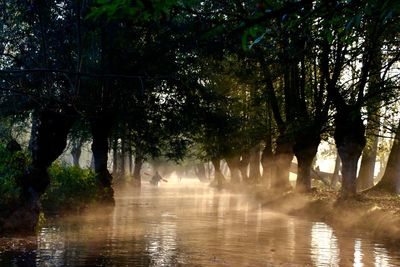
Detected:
left=1, top=179, right=400, bottom=266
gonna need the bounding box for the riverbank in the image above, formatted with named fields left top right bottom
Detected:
left=252, top=187, right=400, bottom=245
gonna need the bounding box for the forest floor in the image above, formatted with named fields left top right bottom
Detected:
left=248, top=186, right=400, bottom=245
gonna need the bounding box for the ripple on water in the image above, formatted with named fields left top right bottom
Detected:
left=1, top=182, right=400, bottom=266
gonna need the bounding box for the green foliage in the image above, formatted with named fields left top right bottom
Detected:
left=87, top=0, right=179, bottom=21
left=42, top=162, right=101, bottom=214
left=242, top=25, right=267, bottom=50
left=0, top=143, right=104, bottom=217
left=0, top=144, right=29, bottom=217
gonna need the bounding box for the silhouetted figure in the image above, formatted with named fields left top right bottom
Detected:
left=150, top=171, right=163, bottom=186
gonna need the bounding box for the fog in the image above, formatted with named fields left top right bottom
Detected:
left=1, top=180, right=400, bottom=266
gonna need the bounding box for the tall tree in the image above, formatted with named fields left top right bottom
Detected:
left=321, top=0, right=398, bottom=198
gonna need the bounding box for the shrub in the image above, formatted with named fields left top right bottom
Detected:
left=42, top=162, right=100, bottom=214
left=0, top=143, right=102, bottom=216
left=0, top=144, right=29, bottom=217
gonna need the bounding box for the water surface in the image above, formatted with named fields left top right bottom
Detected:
left=1, top=180, right=400, bottom=266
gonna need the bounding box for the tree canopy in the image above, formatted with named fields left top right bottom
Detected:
left=0, top=0, right=399, bottom=220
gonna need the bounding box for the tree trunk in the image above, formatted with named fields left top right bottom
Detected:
left=249, top=144, right=261, bottom=183
left=356, top=124, right=379, bottom=191
left=116, top=151, right=123, bottom=178
left=195, top=163, right=207, bottom=182
left=334, top=106, right=366, bottom=198
left=272, top=137, right=294, bottom=191
left=357, top=36, right=382, bottom=191
left=294, top=135, right=320, bottom=193
left=128, top=146, right=133, bottom=176
left=211, top=158, right=225, bottom=187
left=133, top=155, right=143, bottom=187
left=261, top=135, right=274, bottom=187
left=6, top=108, right=75, bottom=233
left=119, top=133, right=126, bottom=178
left=112, top=136, right=118, bottom=175
left=372, top=120, right=400, bottom=194
left=226, top=156, right=241, bottom=183
left=220, top=160, right=229, bottom=178
left=331, top=155, right=341, bottom=189
left=207, top=162, right=212, bottom=180
left=90, top=154, right=95, bottom=170
left=71, top=138, right=83, bottom=168
left=239, top=152, right=250, bottom=182
left=91, top=116, right=114, bottom=203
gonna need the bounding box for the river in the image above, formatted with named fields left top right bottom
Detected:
left=1, top=180, right=400, bottom=266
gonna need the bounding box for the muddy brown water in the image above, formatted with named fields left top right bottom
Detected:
left=1, top=180, right=400, bottom=266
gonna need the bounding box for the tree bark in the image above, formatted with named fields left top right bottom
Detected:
left=90, top=116, right=114, bottom=203
left=272, top=136, right=294, bottom=191
left=249, top=144, right=261, bottom=183
left=331, top=155, right=341, bottom=189
left=357, top=46, right=382, bottom=191
left=112, top=136, right=118, bottom=175
left=334, top=106, right=366, bottom=198
left=6, top=108, right=75, bottom=233
left=133, top=155, right=143, bottom=187
left=226, top=156, right=241, bottom=183
left=294, top=135, right=320, bottom=193
left=195, top=163, right=208, bottom=182
left=70, top=138, right=83, bottom=168
left=356, top=122, right=379, bottom=191
left=372, top=120, right=400, bottom=194
left=27, top=109, right=75, bottom=195
left=239, top=152, right=250, bottom=182
left=211, top=158, right=225, bottom=187
left=261, top=135, right=274, bottom=187
left=119, top=132, right=126, bottom=178
left=220, top=160, right=229, bottom=178
left=128, top=146, right=133, bottom=175
left=90, top=154, right=95, bottom=170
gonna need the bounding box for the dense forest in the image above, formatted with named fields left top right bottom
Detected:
left=0, top=0, right=399, bottom=233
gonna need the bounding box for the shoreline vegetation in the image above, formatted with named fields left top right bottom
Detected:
left=208, top=180, right=400, bottom=245
left=0, top=144, right=105, bottom=234
left=247, top=185, right=400, bottom=246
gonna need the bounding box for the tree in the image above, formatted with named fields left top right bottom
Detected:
left=320, top=0, right=399, bottom=198
left=247, top=3, right=331, bottom=192
left=0, top=1, right=83, bottom=231
left=370, top=119, right=400, bottom=194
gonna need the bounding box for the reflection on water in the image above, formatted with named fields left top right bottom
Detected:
left=375, top=246, right=390, bottom=267
left=311, top=222, right=339, bottom=266
left=1, top=180, right=400, bottom=266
